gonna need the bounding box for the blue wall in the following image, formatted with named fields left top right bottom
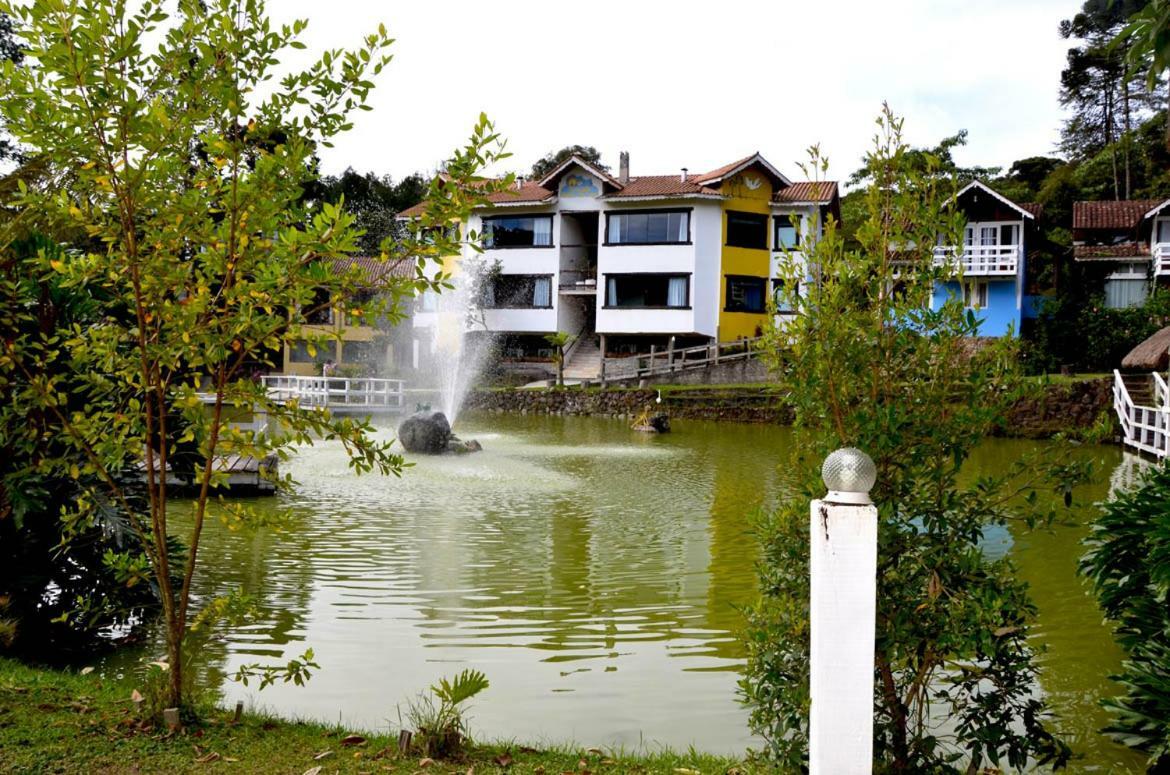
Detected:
left=932, top=280, right=1021, bottom=337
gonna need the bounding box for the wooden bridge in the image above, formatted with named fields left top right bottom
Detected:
left=1113, top=369, right=1170, bottom=459
left=261, top=375, right=407, bottom=414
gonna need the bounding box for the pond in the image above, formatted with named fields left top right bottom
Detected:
left=112, top=414, right=1145, bottom=770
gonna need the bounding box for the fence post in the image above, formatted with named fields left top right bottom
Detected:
left=810, top=448, right=877, bottom=775
left=649, top=345, right=656, bottom=377
left=667, top=336, right=675, bottom=372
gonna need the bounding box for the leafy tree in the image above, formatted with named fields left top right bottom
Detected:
left=0, top=0, right=507, bottom=711
left=1114, top=0, right=1170, bottom=150
left=307, top=168, right=427, bottom=254
left=1082, top=463, right=1170, bottom=769
left=543, top=331, right=575, bottom=387
left=1060, top=0, right=1161, bottom=198
left=743, top=106, right=1089, bottom=772
left=529, top=145, right=608, bottom=181
left=0, top=13, right=23, bottom=164
left=846, top=129, right=999, bottom=188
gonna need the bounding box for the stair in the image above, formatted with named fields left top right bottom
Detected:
left=563, top=337, right=602, bottom=380
left=1122, top=373, right=1156, bottom=406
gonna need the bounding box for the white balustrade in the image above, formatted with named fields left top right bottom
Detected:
left=932, top=244, right=1020, bottom=275
left=1153, top=243, right=1170, bottom=276
left=1114, top=369, right=1170, bottom=459
left=260, top=375, right=406, bottom=412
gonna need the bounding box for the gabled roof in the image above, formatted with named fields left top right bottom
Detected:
left=396, top=179, right=556, bottom=218
left=773, top=181, right=838, bottom=205
left=692, top=151, right=791, bottom=187
left=1143, top=198, right=1170, bottom=220
left=327, top=256, right=421, bottom=285
left=954, top=180, right=1035, bottom=219
left=537, top=155, right=622, bottom=191
left=1072, top=199, right=1164, bottom=230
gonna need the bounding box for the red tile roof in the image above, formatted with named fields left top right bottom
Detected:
left=1073, top=200, right=1163, bottom=230
left=774, top=181, right=838, bottom=204
left=692, top=153, right=759, bottom=184
left=327, top=256, right=421, bottom=285
left=605, top=174, right=723, bottom=199
left=1073, top=242, right=1150, bottom=260
left=1019, top=202, right=1044, bottom=219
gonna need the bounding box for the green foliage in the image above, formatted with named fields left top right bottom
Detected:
left=404, top=669, right=490, bottom=760
left=306, top=168, right=428, bottom=254
left=529, top=144, right=608, bottom=181
left=743, top=106, right=1089, bottom=772
left=0, top=0, right=507, bottom=711
left=1082, top=463, right=1170, bottom=769
left=1023, top=288, right=1170, bottom=374
left=544, top=331, right=576, bottom=386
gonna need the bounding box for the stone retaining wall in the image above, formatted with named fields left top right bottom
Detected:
left=464, top=377, right=1115, bottom=439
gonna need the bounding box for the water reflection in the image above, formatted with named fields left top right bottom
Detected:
left=111, top=417, right=1145, bottom=767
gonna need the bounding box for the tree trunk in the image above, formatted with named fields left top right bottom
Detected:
left=557, top=347, right=564, bottom=387
left=1123, top=77, right=1132, bottom=199
left=878, top=656, right=910, bottom=771
left=167, top=621, right=183, bottom=707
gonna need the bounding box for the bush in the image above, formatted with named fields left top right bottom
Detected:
left=1022, top=290, right=1170, bottom=374
left=403, top=669, right=490, bottom=760
left=1081, top=464, right=1170, bottom=769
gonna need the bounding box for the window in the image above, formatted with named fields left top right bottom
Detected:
left=726, top=211, right=768, bottom=249
left=604, top=274, right=690, bottom=308
left=606, top=210, right=689, bottom=245
left=418, top=290, right=438, bottom=313
left=342, top=340, right=376, bottom=364
left=482, top=274, right=553, bottom=308
left=962, top=280, right=989, bottom=310
left=774, top=215, right=801, bottom=249
left=1104, top=262, right=1150, bottom=309
left=726, top=276, right=767, bottom=313
left=302, top=288, right=333, bottom=325
left=289, top=340, right=323, bottom=363
left=482, top=216, right=553, bottom=248
left=771, top=278, right=799, bottom=313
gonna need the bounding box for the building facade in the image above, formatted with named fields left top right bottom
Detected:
left=401, top=152, right=839, bottom=373
left=930, top=181, right=1040, bottom=338
left=1072, top=197, right=1170, bottom=308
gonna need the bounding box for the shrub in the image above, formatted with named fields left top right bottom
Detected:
left=403, top=669, right=490, bottom=760
left=1082, top=463, right=1170, bottom=769
left=1022, top=290, right=1170, bottom=374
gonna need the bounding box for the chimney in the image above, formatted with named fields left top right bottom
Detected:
left=680, top=167, right=688, bottom=182
left=619, top=151, right=630, bottom=184
left=515, top=175, right=524, bottom=190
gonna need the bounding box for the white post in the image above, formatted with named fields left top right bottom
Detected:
left=810, top=448, right=878, bottom=775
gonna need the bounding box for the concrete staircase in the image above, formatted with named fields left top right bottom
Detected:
left=563, top=336, right=602, bottom=381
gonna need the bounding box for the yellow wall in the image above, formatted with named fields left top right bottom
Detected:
left=283, top=316, right=381, bottom=376
left=718, top=170, right=774, bottom=341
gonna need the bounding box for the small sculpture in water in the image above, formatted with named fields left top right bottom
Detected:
left=631, top=409, right=670, bottom=434
left=397, top=410, right=482, bottom=454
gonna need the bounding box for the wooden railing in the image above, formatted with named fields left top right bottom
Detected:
left=932, top=244, right=1020, bottom=275
left=1114, top=369, right=1170, bottom=458
left=261, top=375, right=406, bottom=413
left=1154, top=243, right=1170, bottom=276
left=601, top=336, right=763, bottom=381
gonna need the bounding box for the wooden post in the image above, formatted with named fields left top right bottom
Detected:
left=648, top=345, right=656, bottom=377
left=712, top=337, right=721, bottom=365
left=397, top=729, right=413, bottom=753
left=667, top=336, right=676, bottom=372
left=810, top=451, right=877, bottom=775
left=233, top=700, right=243, bottom=724
left=163, top=707, right=181, bottom=732
left=599, top=335, right=607, bottom=388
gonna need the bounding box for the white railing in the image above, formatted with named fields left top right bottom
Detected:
left=1114, top=369, right=1170, bottom=458
left=261, top=375, right=406, bottom=412
left=601, top=336, right=762, bottom=381
left=932, top=244, right=1020, bottom=275
left=1153, top=243, right=1170, bottom=276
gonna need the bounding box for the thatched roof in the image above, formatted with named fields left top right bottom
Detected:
left=1122, top=326, right=1170, bottom=370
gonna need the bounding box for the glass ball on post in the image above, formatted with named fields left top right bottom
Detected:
left=821, top=447, right=876, bottom=505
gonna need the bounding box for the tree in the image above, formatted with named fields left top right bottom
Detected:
left=1114, top=0, right=1170, bottom=150
left=1060, top=0, right=1160, bottom=198
left=742, top=106, right=1089, bottom=772
left=307, top=168, right=427, bottom=254
left=529, top=145, right=607, bottom=181
left=1082, top=463, right=1170, bottom=770
left=0, top=13, right=23, bottom=164
left=543, top=331, right=575, bottom=387
left=0, top=0, right=507, bottom=711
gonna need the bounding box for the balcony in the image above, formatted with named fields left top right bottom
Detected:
left=559, top=268, right=598, bottom=294
left=932, top=244, right=1019, bottom=276
left=1154, top=243, right=1170, bottom=276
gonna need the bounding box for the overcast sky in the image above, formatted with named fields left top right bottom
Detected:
left=269, top=0, right=1080, bottom=187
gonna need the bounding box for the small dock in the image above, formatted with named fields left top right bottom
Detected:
left=261, top=375, right=407, bottom=414
left=138, top=453, right=278, bottom=494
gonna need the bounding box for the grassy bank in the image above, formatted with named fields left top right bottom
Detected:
left=0, top=658, right=753, bottom=774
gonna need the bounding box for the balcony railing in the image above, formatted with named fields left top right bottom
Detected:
left=1154, top=243, right=1170, bottom=276
left=559, top=269, right=598, bottom=292
left=932, top=244, right=1020, bottom=275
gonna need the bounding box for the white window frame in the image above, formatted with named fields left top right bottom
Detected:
left=962, top=279, right=989, bottom=310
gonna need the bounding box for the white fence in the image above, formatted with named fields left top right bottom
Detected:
left=1114, top=369, right=1170, bottom=458
left=932, top=244, right=1020, bottom=275
left=601, top=336, right=762, bottom=381
left=261, top=375, right=406, bottom=413
left=1154, top=243, right=1170, bottom=276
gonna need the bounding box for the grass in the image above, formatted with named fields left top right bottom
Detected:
left=0, top=658, right=758, bottom=774
left=1030, top=372, right=1111, bottom=385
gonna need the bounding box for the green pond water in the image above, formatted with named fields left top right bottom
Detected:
left=119, top=414, right=1147, bottom=770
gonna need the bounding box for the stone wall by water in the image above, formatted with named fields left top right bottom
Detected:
left=464, top=377, right=1116, bottom=438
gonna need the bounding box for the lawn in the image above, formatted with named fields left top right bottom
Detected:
left=0, top=658, right=756, bottom=774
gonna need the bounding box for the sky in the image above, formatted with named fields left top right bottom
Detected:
left=268, top=0, right=1081, bottom=187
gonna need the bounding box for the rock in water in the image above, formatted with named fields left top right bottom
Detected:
left=397, top=410, right=452, bottom=454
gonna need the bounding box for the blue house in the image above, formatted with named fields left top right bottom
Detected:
left=931, top=181, right=1039, bottom=337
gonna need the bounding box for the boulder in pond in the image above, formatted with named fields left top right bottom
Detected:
left=397, top=410, right=452, bottom=454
